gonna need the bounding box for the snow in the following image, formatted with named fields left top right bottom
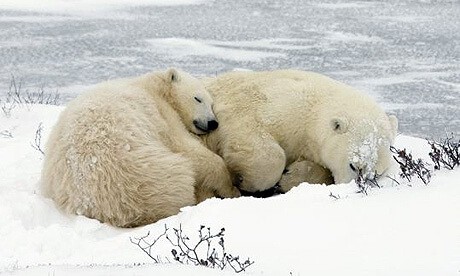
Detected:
left=0, top=0, right=209, bottom=15
left=1, top=104, right=459, bottom=275
left=313, top=3, right=375, bottom=9
left=147, top=38, right=283, bottom=62
left=196, top=39, right=315, bottom=51
left=324, top=31, right=386, bottom=44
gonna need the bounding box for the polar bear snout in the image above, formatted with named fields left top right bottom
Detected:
left=193, top=118, right=219, bottom=133
left=207, top=119, right=219, bottom=131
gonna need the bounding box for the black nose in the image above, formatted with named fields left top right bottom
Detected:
left=207, top=120, right=219, bottom=131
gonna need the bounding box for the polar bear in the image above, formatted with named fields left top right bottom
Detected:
left=41, top=68, right=240, bottom=228
left=202, top=70, right=398, bottom=193
left=278, top=160, right=334, bottom=193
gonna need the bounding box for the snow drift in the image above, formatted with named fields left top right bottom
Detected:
left=0, top=104, right=459, bottom=275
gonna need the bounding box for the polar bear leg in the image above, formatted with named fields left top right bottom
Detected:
left=179, top=137, right=241, bottom=202
left=223, top=133, right=286, bottom=193
left=120, top=143, right=198, bottom=227
left=278, top=160, right=334, bottom=193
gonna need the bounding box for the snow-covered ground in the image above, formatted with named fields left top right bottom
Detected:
left=0, top=104, right=459, bottom=275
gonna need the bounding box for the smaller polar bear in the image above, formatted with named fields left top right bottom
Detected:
left=278, top=160, right=334, bottom=193
left=41, top=68, right=240, bottom=228
left=202, top=70, right=398, bottom=193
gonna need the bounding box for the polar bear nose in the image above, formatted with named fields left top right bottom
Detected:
left=207, top=120, right=219, bottom=131
left=193, top=119, right=219, bottom=133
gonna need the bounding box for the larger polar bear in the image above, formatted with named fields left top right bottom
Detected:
left=41, top=68, right=240, bottom=228
left=202, top=70, right=398, bottom=193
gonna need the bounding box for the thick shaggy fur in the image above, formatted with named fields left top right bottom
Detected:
left=41, top=69, right=239, bottom=228
left=202, top=70, right=398, bottom=192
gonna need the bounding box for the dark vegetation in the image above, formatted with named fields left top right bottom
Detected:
left=131, top=224, right=254, bottom=273
left=1, top=76, right=60, bottom=117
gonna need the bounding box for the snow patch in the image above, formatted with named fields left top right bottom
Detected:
left=0, top=16, right=76, bottom=22
left=147, top=38, right=283, bottom=62
left=324, top=31, right=385, bottom=44
left=314, top=2, right=375, bottom=9
left=0, top=0, right=210, bottom=15
left=376, top=15, right=433, bottom=23
left=380, top=102, right=444, bottom=111
left=204, top=38, right=315, bottom=51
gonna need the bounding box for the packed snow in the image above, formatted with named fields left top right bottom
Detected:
left=0, top=104, right=459, bottom=275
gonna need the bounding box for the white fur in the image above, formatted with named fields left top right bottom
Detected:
left=41, top=68, right=240, bottom=228
left=202, top=70, right=398, bottom=192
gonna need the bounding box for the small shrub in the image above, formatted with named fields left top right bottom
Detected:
left=30, top=122, right=45, bottom=155
left=390, top=146, right=431, bottom=185
left=1, top=76, right=60, bottom=117
left=428, top=134, right=460, bottom=170
left=0, top=99, right=16, bottom=117
left=7, top=76, right=60, bottom=105
left=131, top=224, right=254, bottom=273
left=355, top=171, right=381, bottom=195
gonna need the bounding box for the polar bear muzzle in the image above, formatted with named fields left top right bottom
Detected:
left=193, top=118, right=219, bottom=133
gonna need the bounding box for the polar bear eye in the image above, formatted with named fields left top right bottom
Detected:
left=194, top=97, right=202, bottom=103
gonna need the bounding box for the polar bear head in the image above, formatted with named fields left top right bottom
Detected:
left=317, top=100, right=398, bottom=184
left=163, top=68, right=219, bottom=135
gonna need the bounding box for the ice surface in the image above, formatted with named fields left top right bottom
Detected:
left=0, top=0, right=458, bottom=139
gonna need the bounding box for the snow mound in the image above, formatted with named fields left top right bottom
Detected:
left=0, top=104, right=459, bottom=275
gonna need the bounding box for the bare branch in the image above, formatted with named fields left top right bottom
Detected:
left=428, top=134, right=460, bottom=170
left=131, top=224, right=254, bottom=273
left=329, top=192, right=340, bottom=200
left=0, top=130, right=13, bottom=138
left=355, top=170, right=381, bottom=195
left=31, top=122, right=45, bottom=155
left=391, top=146, right=431, bottom=185
left=130, top=225, right=169, bottom=263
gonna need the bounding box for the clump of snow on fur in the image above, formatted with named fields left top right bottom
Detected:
left=348, top=120, right=382, bottom=179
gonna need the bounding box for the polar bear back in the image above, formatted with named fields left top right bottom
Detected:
left=41, top=71, right=198, bottom=227
left=203, top=70, right=397, bottom=191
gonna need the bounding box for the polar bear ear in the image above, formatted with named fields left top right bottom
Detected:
left=331, top=118, right=348, bottom=134
left=166, top=68, right=180, bottom=83
left=388, top=114, right=398, bottom=138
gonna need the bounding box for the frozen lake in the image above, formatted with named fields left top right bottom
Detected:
left=0, top=0, right=459, bottom=139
